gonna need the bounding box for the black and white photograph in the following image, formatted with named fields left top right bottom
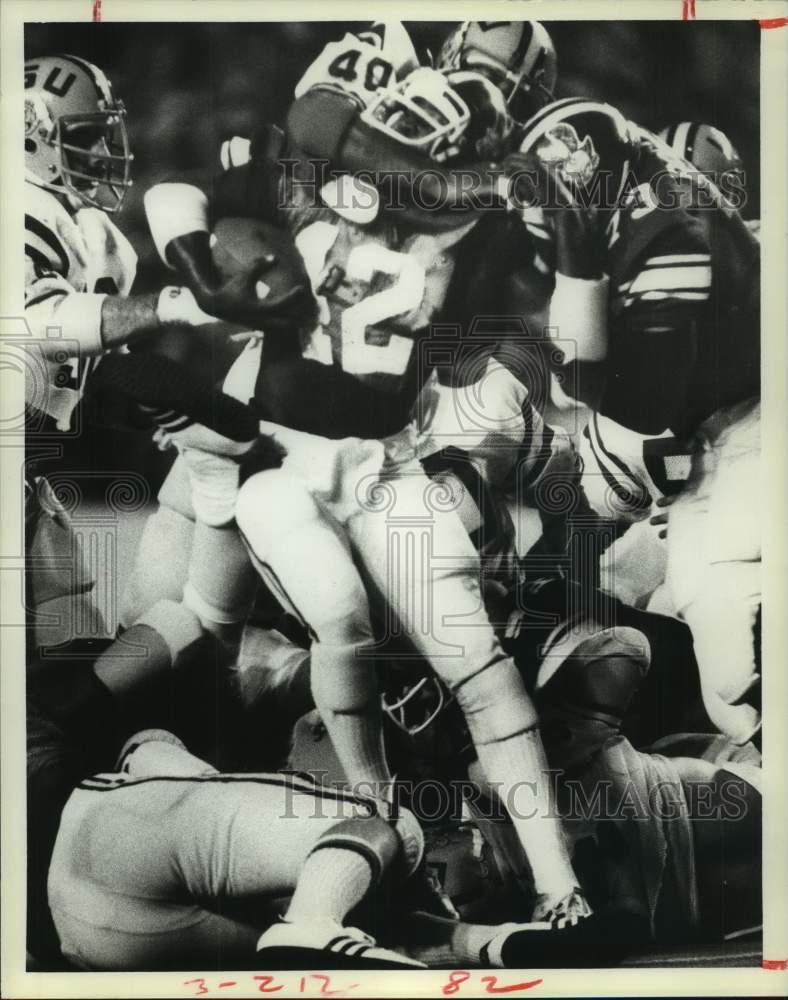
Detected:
left=2, top=1, right=787, bottom=997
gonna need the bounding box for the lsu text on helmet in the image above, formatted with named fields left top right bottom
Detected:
left=24, top=54, right=132, bottom=212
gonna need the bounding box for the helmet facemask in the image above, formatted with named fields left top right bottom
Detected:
left=438, top=21, right=557, bottom=127
left=53, top=105, right=132, bottom=212
left=362, top=67, right=472, bottom=163
left=362, top=66, right=513, bottom=164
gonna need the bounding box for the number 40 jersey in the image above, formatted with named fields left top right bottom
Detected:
left=294, top=22, right=419, bottom=110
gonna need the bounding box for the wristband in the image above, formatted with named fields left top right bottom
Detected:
left=548, top=272, right=610, bottom=362
left=156, top=286, right=217, bottom=326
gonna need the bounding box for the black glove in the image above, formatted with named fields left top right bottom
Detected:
left=503, top=152, right=603, bottom=280
left=165, top=230, right=316, bottom=333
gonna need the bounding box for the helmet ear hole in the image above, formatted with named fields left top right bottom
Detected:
left=25, top=138, right=37, bottom=154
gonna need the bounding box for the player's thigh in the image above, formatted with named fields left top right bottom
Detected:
left=236, top=469, right=370, bottom=638
left=349, top=466, right=502, bottom=679
left=121, top=457, right=195, bottom=626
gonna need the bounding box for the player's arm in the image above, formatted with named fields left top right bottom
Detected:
left=287, top=89, right=505, bottom=231
left=505, top=156, right=611, bottom=402
left=144, top=128, right=310, bottom=329
left=24, top=253, right=216, bottom=360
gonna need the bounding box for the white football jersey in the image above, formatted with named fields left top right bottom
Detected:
left=294, top=23, right=419, bottom=109
left=24, top=181, right=137, bottom=429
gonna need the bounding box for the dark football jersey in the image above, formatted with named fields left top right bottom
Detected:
left=599, top=136, right=760, bottom=436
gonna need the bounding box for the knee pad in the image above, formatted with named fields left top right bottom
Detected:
left=453, top=655, right=539, bottom=745
left=157, top=455, right=195, bottom=521
left=309, top=816, right=399, bottom=886
left=134, top=598, right=203, bottom=664
left=179, top=447, right=241, bottom=527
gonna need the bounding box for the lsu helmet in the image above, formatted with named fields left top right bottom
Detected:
left=437, top=21, right=557, bottom=125
left=24, top=54, right=132, bottom=212
left=361, top=66, right=513, bottom=163
left=658, top=121, right=745, bottom=190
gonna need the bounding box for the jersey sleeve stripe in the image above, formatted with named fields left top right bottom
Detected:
left=624, top=264, right=712, bottom=294
left=585, top=418, right=651, bottom=510
left=25, top=214, right=70, bottom=276
left=25, top=242, right=57, bottom=275
left=25, top=289, right=65, bottom=309
left=619, top=290, right=710, bottom=308
left=642, top=254, right=711, bottom=267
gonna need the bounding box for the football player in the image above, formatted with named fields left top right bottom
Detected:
left=142, top=68, right=595, bottom=929
left=23, top=55, right=222, bottom=432
left=22, top=54, right=229, bottom=645
left=29, top=616, right=425, bottom=971
left=658, top=122, right=747, bottom=213
left=285, top=21, right=557, bottom=231
left=510, top=98, right=761, bottom=746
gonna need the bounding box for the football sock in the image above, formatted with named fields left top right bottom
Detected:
left=398, top=913, right=502, bottom=967
left=474, top=729, right=578, bottom=905
left=310, top=644, right=394, bottom=798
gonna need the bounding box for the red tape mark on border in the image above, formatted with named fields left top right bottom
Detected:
left=93, top=0, right=102, bottom=22
left=759, top=17, right=788, bottom=29
left=763, top=959, right=788, bottom=970
left=682, top=0, right=696, bottom=19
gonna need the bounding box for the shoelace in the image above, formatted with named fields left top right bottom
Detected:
left=541, top=889, right=591, bottom=929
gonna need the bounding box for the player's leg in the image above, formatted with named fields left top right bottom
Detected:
left=667, top=401, right=761, bottom=744
left=120, top=455, right=195, bottom=628
left=235, top=469, right=393, bottom=796
left=49, top=736, right=420, bottom=970
left=349, top=466, right=586, bottom=919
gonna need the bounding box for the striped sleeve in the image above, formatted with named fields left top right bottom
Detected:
left=25, top=212, right=71, bottom=278
left=614, top=251, right=712, bottom=311
left=25, top=253, right=105, bottom=357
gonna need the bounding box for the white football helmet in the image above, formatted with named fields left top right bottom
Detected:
left=362, top=67, right=471, bottom=161
left=437, top=21, right=557, bottom=124
left=362, top=66, right=513, bottom=163
left=24, top=54, right=132, bottom=212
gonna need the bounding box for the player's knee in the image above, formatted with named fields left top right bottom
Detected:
left=453, top=655, right=539, bottom=744
left=309, top=816, right=399, bottom=886
left=182, top=582, right=248, bottom=632
left=120, top=505, right=194, bottom=627
left=683, top=568, right=760, bottom=705
left=236, top=470, right=318, bottom=548
left=701, top=685, right=761, bottom=747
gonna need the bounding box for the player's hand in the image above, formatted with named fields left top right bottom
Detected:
left=503, top=152, right=602, bottom=280
left=196, top=255, right=316, bottom=333
left=649, top=494, right=677, bottom=540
